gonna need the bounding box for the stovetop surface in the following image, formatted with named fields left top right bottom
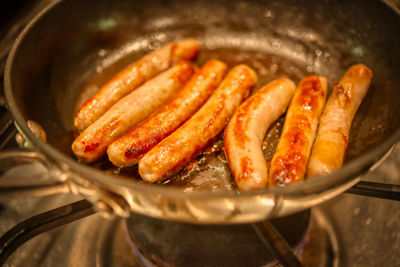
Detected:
left=1, top=1, right=400, bottom=266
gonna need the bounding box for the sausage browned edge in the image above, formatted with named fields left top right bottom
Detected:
left=139, top=64, right=258, bottom=183
left=224, top=78, right=296, bottom=191
left=107, top=59, right=228, bottom=167
left=74, top=38, right=199, bottom=131
left=269, top=75, right=327, bottom=187
left=72, top=61, right=195, bottom=162
left=307, top=64, right=373, bottom=177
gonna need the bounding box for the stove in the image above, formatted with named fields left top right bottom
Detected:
left=1, top=1, right=400, bottom=266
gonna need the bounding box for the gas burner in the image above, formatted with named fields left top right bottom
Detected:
left=126, top=211, right=311, bottom=266
left=125, top=209, right=339, bottom=267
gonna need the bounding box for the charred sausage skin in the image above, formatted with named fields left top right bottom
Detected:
left=139, top=65, right=258, bottom=183
left=224, top=78, right=296, bottom=191
left=107, top=59, right=227, bottom=167
left=72, top=61, right=195, bottom=162
left=269, top=75, right=327, bottom=187
left=74, top=39, right=199, bottom=131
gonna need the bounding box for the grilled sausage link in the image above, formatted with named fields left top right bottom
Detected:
left=72, top=61, right=195, bottom=162
left=107, top=59, right=228, bottom=167
left=224, top=78, right=296, bottom=191
left=139, top=65, right=258, bottom=183
left=74, top=38, right=199, bottom=131
left=269, top=75, right=327, bottom=187
left=307, top=64, right=372, bottom=177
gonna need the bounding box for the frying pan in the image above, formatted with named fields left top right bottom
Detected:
left=2, top=0, right=400, bottom=223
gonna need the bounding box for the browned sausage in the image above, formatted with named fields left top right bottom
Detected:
left=224, top=78, right=296, bottom=191
left=107, top=59, right=228, bottom=167
left=307, top=64, right=372, bottom=177
left=72, top=61, right=195, bottom=162
left=138, top=65, right=258, bottom=183
left=269, top=75, right=327, bottom=187
left=74, top=38, right=199, bottom=131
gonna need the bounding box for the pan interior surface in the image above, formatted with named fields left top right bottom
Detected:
left=6, top=0, right=400, bottom=192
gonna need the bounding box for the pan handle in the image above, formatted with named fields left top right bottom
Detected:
left=0, top=120, right=129, bottom=217
left=0, top=118, right=69, bottom=197
left=0, top=149, right=71, bottom=197
left=0, top=119, right=74, bottom=198
left=0, top=149, right=131, bottom=218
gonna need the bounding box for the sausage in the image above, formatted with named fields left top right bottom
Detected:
left=74, top=38, right=200, bottom=131
left=269, top=75, right=327, bottom=187
left=139, top=65, right=258, bottom=183
left=307, top=64, right=372, bottom=177
left=224, top=78, right=296, bottom=191
left=72, top=61, right=195, bottom=162
left=107, top=59, right=228, bottom=167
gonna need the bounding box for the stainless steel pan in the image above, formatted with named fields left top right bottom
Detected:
left=2, top=0, right=400, bottom=223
